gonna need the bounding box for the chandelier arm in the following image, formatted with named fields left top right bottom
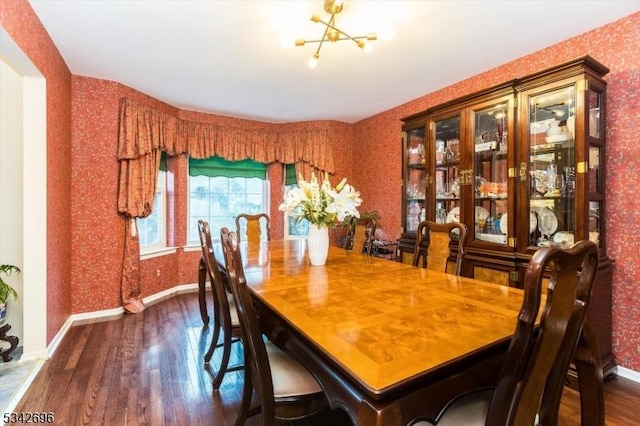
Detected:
left=301, top=35, right=370, bottom=45
left=312, top=17, right=355, bottom=40
left=313, top=14, right=334, bottom=57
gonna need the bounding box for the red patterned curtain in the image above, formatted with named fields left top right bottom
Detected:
left=116, top=99, right=335, bottom=313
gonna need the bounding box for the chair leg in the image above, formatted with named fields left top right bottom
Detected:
left=574, top=323, right=605, bottom=426
left=212, top=332, right=233, bottom=389
left=197, top=256, right=209, bottom=324
left=235, top=357, right=253, bottom=426
left=204, top=320, right=221, bottom=364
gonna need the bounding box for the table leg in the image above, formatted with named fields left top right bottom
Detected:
left=0, top=323, right=19, bottom=362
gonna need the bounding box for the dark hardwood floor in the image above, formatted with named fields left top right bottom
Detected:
left=9, top=291, right=640, bottom=425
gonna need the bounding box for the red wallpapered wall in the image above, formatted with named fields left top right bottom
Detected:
left=0, top=0, right=73, bottom=344
left=351, top=12, right=640, bottom=371
left=1, top=1, right=638, bottom=371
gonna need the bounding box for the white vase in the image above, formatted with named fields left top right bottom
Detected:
left=307, top=224, right=329, bottom=266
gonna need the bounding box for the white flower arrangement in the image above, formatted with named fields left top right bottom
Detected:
left=279, top=173, right=362, bottom=228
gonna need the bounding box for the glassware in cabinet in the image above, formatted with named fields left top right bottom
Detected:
left=525, top=85, right=577, bottom=248
left=472, top=100, right=512, bottom=245
left=433, top=116, right=461, bottom=225
left=403, top=127, right=426, bottom=233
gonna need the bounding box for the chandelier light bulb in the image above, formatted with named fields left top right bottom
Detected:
left=309, top=53, right=320, bottom=69
left=332, top=0, right=344, bottom=13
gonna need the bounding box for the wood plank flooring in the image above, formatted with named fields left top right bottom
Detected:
left=7, top=291, right=640, bottom=425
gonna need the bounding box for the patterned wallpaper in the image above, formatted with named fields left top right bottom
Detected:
left=1, top=0, right=638, bottom=371
left=0, top=0, right=73, bottom=344
left=351, top=12, right=640, bottom=371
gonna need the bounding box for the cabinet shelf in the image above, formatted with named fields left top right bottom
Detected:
left=408, top=163, right=426, bottom=169
left=476, top=150, right=507, bottom=161
left=530, top=141, right=575, bottom=154
left=435, top=161, right=460, bottom=168
left=476, top=196, right=507, bottom=201
left=531, top=195, right=574, bottom=201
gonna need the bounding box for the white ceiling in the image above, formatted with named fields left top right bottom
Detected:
left=28, top=0, right=639, bottom=123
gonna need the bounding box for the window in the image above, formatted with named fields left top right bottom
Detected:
left=138, top=167, right=167, bottom=251
left=188, top=156, right=268, bottom=244
left=283, top=164, right=310, bottom=239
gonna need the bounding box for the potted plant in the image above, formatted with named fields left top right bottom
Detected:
left=0, top=264, right=20, bottom=322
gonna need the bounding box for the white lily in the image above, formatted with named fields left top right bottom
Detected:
left=279, top=172, right=362, bottom=227
left=325, top=184, right=362, bottom=222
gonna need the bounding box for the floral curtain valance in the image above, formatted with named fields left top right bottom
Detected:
left=116, top=98, right=335, bottom=314
left=117, top=98, right=335, bottom=172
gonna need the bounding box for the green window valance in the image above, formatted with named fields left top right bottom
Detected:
left=285, top=163, right=298, bottom=185
left=189, top=156, right=267, bottom=179
left=159, top=151, right=167, bottom=172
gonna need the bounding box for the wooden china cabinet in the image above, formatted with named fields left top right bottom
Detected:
left=398, top=56, right=614, bottom=380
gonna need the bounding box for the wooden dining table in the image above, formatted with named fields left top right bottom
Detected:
left=214, top=239, right=603, bottom=425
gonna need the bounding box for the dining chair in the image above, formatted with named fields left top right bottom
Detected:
left=220, top=227, right=328, bottom=425
left=235, top=213, right=271, bottom=245
left=197, top=220, right=243, bottom=390
left=412, top=240, right=600, bottom=426
left=412, top=220, right=468, bottom=276
left=343, top=217, right=376, bottom=255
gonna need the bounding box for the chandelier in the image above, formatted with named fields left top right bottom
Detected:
left=295, top=0, right=377, bottom=68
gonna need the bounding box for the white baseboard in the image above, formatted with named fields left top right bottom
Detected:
left=615, top=365, right=640, bottom=383
left=20, top=283, right=200, bottom=362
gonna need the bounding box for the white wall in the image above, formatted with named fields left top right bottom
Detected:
left=0, top=59, right=25, bottom=341
left=0, top=26, right=48, bottom=359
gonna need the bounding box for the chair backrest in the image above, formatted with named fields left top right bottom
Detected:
left=197, top=220, right=232, bottom=325
left=486, top=240, right=599, bottom=425
left=220, top=227, right=277, bottom=420
left=236, top=213, right=271, bottom=245
left=412, top=220, right=468, bottom=276
left=344, top=217, right=376, bottom=255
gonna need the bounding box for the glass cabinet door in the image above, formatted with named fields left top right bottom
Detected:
left=434, top=116, right=461, bottom=225
left=526, top=85, right=576, bottom=248
left=403, top=127, right=426, bottom=233
left=472, top=100, right=511, bottom=245
left=587, top=86, right=605, bottom=248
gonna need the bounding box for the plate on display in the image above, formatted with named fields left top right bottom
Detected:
left=446, top=207, right=460, bottom=223
left=446, top=206, right=489, bottom=224
left=533, top=207, right=559, bottom=235
left=499, top=212, right=537, bottom=235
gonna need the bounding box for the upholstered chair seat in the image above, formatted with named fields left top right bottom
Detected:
left=264, top=341, right=324, bottom=398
